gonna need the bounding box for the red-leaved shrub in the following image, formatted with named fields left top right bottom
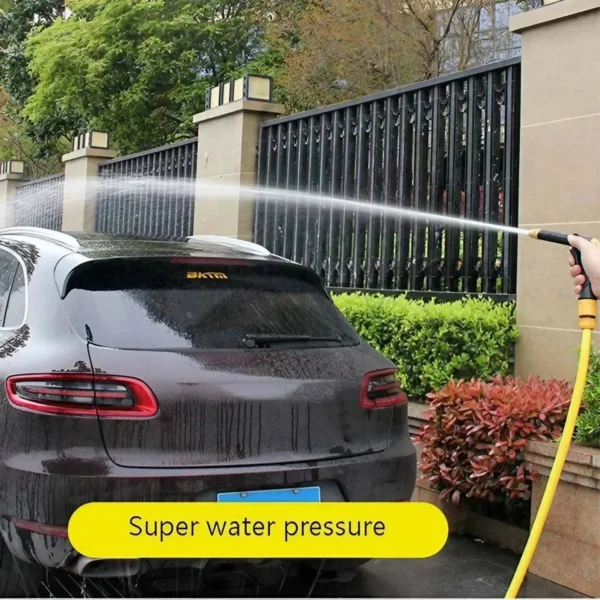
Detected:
left=417, top=376, right=572, bottom=505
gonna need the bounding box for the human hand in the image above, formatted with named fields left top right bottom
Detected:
left=568, top=234, right=600, bottom=298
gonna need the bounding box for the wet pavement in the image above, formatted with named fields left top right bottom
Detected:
left=41, top=534, right=583, bottom=598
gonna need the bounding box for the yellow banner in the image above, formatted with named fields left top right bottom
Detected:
left=68, top=502, right=448, bottom=559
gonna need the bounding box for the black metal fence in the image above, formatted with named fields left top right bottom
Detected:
left=255, top=58, right=521, bottom=298
left=96, top=138, right=198, bottom=241
left=14, top=173, right=64, bottom=231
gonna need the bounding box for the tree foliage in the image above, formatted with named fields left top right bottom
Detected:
left=0, top=88, right=67, bottom=177
left=24, top=0, right=268, bottom=153
left=264, top=0, right=509, bottom=111
left=0, top=0, right=522, bottom=160
left=0, top=0, right=63, bottom=106
left=0, top=0, right=66, bottom=174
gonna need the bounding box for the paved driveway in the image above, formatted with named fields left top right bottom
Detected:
left=42, top=535, right=582, bottom=598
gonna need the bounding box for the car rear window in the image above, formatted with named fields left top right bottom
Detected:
left=63, top=259, right=360, bottom=350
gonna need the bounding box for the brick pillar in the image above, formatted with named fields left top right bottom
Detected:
left=193, top=96, right=284, bottom=241
left=61, top=131, right=117, bottom=232
left=0, top=161, right=27, bottom=229
left=511, top=0, right=600, bottom=380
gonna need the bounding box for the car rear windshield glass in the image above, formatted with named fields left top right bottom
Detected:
left=63, top=259, right=359, bottom=350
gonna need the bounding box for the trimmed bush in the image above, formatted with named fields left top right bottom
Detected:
left=575, top=347, right=600, bottom=448
left=417, top=376, right=572, bottom=505
left=333, top=294, right=518, bottom=400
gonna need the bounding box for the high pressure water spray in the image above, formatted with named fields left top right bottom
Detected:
left=505, top=230, right=599, bottom=598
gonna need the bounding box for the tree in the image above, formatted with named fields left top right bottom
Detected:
left=0, top=0, right=64, bottom=107
left=242, top=0, right=309, bottom=106
left=12, top=0, right=523, bottom=159
left=0, top=88, right=67, bottom=177
left=268, top=0, right=424, bottom=110
left=24, top=0, right=270, bottom=154
left=0, top=1, right=68, bottom=174
left=262, top=0, right=511, bottom=112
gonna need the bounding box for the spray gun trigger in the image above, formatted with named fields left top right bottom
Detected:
left=569, top=234, right=597, bottom=302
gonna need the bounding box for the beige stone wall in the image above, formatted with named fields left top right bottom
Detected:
left=511, top=0, right=600, bottom=380
left=61, top=147, right=117, bottom=232
left=525, top=440, right=600, bottom=596
left=0, top=174, right=25, bottom=229
left=193, top=100, right=284, bottom=241
left=529, top=476, right=600, bottom=596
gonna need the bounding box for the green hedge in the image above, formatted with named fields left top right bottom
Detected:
left=575, top=347, right=600, bottom=448
left=333, top=294, right=518, bottom=400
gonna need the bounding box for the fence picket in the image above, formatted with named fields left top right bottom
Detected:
left=256, top=58, right=521, bottom=298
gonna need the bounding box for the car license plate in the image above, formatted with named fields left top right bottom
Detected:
left=217, top=486, right=321, bottom=503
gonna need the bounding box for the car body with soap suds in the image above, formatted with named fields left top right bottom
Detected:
left=0, top=226, right=416, bottom=596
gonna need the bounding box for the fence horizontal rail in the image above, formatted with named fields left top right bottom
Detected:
left=98, top=137, right=199, bottom=167
left=14, top=173, right=64, bottom=231
left=96, top=137, right=198, bottom=241
left=15, top=172, right=65, bottom=188
left=256, top=58, right=521, bottom=296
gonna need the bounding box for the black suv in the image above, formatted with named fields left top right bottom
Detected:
left=0, top=227, right=416, bottom=596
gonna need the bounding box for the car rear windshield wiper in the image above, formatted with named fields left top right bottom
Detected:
left=241, top=333, right=341, bottom=348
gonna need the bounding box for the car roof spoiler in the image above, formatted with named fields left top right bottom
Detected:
left=0, top=226, right=80, bottom=251
left=185, top=235, right=271, bottom=257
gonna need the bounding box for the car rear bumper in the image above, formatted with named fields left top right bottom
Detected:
left=0, top=435, right=416, bottom=570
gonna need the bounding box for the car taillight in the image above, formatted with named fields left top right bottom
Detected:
left=13, top=518, right=68, bottom=539
left=360, top=369, right=407, bottom=409
left=5, top=374, right=158, bottom=418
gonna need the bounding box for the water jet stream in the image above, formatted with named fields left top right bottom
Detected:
left=11, top=175, right=531, bottom=238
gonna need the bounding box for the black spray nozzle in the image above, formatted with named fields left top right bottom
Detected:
left=528, top=229, right=570, bottom=246
left=529, top=229, right=598, bottom=301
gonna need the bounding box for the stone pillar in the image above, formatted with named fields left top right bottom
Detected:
left=0, top=161, right=27, bottom=229
left=511, top=0, right=600, bottom=380
left=61, top=132, right=117, bottom=232
left=193, top=99, right=284, bottom=241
